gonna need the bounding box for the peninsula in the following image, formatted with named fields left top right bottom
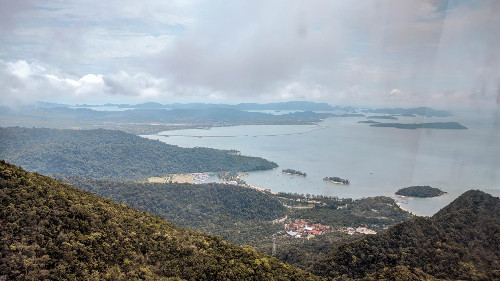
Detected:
left=395, top=186, right=446, bottom=198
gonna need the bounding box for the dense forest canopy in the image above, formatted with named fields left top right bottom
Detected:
left=58, top=175, right=413, bottom=271
left=0, top=127, right=277, bottom=180
left=312, top=190, right=500, bottom=280
left=0, top=161, right=320, bottom=280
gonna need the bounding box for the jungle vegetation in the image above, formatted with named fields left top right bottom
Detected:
left=0, top=127, right=277, bottom=181
left=0, top=161, right=320, bottom=281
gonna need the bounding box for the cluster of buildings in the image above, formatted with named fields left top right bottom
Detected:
left=344, top=226, right=377, bottom=235
left=285, top=220, right=331, bottom=238
left=285, top=219, right=378, bottom=238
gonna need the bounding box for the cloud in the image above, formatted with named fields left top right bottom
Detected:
left=0, top=1, right=499, bottom=108
left=103, top=71, right=170, bottom=99
left=0, top=60, right=216, bottom=107
left=0, top=60, right=107, bottom=107
left=156, top=0, right=500, bottom=106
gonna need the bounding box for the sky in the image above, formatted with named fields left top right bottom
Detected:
left=0, top=0, right=499, bottom=108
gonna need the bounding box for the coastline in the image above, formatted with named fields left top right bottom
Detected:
left=282, top=172, right=306, bottom=177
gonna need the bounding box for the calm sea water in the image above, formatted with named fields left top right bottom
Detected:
left=141, top=111, right=500, bottom=216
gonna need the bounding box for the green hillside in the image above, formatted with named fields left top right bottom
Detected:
left=0, top=161, right=320, bottom=280
left=312, top=190, right=500, bottom=280
left=57, top=176, right=413, bottom=271
left=0, top=127, right=277, bottom=180
left=55, top=175, right=287, bottom=245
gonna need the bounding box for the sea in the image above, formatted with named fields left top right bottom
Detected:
left=141, top=109, right=500, bottom=216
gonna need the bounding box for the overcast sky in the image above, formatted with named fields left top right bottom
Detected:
left=0, top=0, right=499, bottom=108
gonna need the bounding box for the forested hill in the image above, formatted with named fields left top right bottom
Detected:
left=312, top=190, right=500, bottom=280
left=0, top=161, right=320, bottom=280
left=0, top=127, right=277, bottom=180
left=55, top=175, right=287, bottom=245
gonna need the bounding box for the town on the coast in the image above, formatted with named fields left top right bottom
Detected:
left=284, top=219, right=376, bottom=238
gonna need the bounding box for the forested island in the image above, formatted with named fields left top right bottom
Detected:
left=323, top=176, right=350, bottom=185
left=282, top=169, right=307, bottom=177
left=396, top=186, right=447, bottom=198
left=369, top=122, right=468, bottom=130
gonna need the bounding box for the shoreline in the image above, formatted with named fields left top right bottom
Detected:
left=282, top=172, right=306, bottom=177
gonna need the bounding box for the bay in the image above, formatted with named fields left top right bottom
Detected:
left=141, top=111, right=500, bottom=216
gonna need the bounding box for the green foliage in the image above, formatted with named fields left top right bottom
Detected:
left=56, top=175, right=286, bottom=245
left=56, top=176, right=413, bottom=272
left=395, top=186, right=446, bottom=198
left=311, top=190, right=500, bottom=280
left=0, top=161, right=321, bottom=280
left=289, top=196, right=412, bottom=228
left=0, top=127, right=277, bottom=180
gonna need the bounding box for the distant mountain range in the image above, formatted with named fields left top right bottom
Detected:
left=72, top=101, right=339, bottom=111
left=363, top=107, right=453, bottom=117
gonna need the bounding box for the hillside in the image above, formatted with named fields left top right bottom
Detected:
left=0, top=161, right=320, bottom=280
left=57, top=176, right=413, bottom=271
left=0, top=127, right=277, bottom=180
left=311, top=190, right=500, bottom=280
left=55, top=175, right=287, bottom=245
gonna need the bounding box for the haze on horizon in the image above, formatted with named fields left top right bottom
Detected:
left=0, top=0, right=499, bottom=110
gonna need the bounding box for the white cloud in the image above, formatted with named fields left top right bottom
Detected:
left=0, top=1, right=499, bottom=107
left=390, top=89, right=403, bottom=96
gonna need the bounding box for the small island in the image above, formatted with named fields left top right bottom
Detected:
left=282, top=169, right=306, bottom=177
left=323, top=176, right=350, bottom=185
left=395, top=186, right=446, bottom=198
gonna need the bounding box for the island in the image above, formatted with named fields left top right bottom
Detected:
left=367, top=115, right=399, bottom=120
left=357, top=120, right=380, bottom=124
left=370, top=122, right=468, bottom=130
left=282, top=169, right=307, bottom=177
left=395, top=186, right=446, bottom=198
left=323, top=176, right=350, bottom=185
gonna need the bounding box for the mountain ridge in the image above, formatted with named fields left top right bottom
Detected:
left=0, top=160, right=320, bottom=280
left=311, top=189, right=500, bottom=280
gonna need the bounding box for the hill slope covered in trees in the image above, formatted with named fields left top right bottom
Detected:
left=55, top=175, right=288, bottom=245
left=57, top=175, right=413, bottom=271
left=312, top=190, right=500, bottom=280
left=0, top=161, right=320, bottom=280
left=0, top=127, right=277, bottom=180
